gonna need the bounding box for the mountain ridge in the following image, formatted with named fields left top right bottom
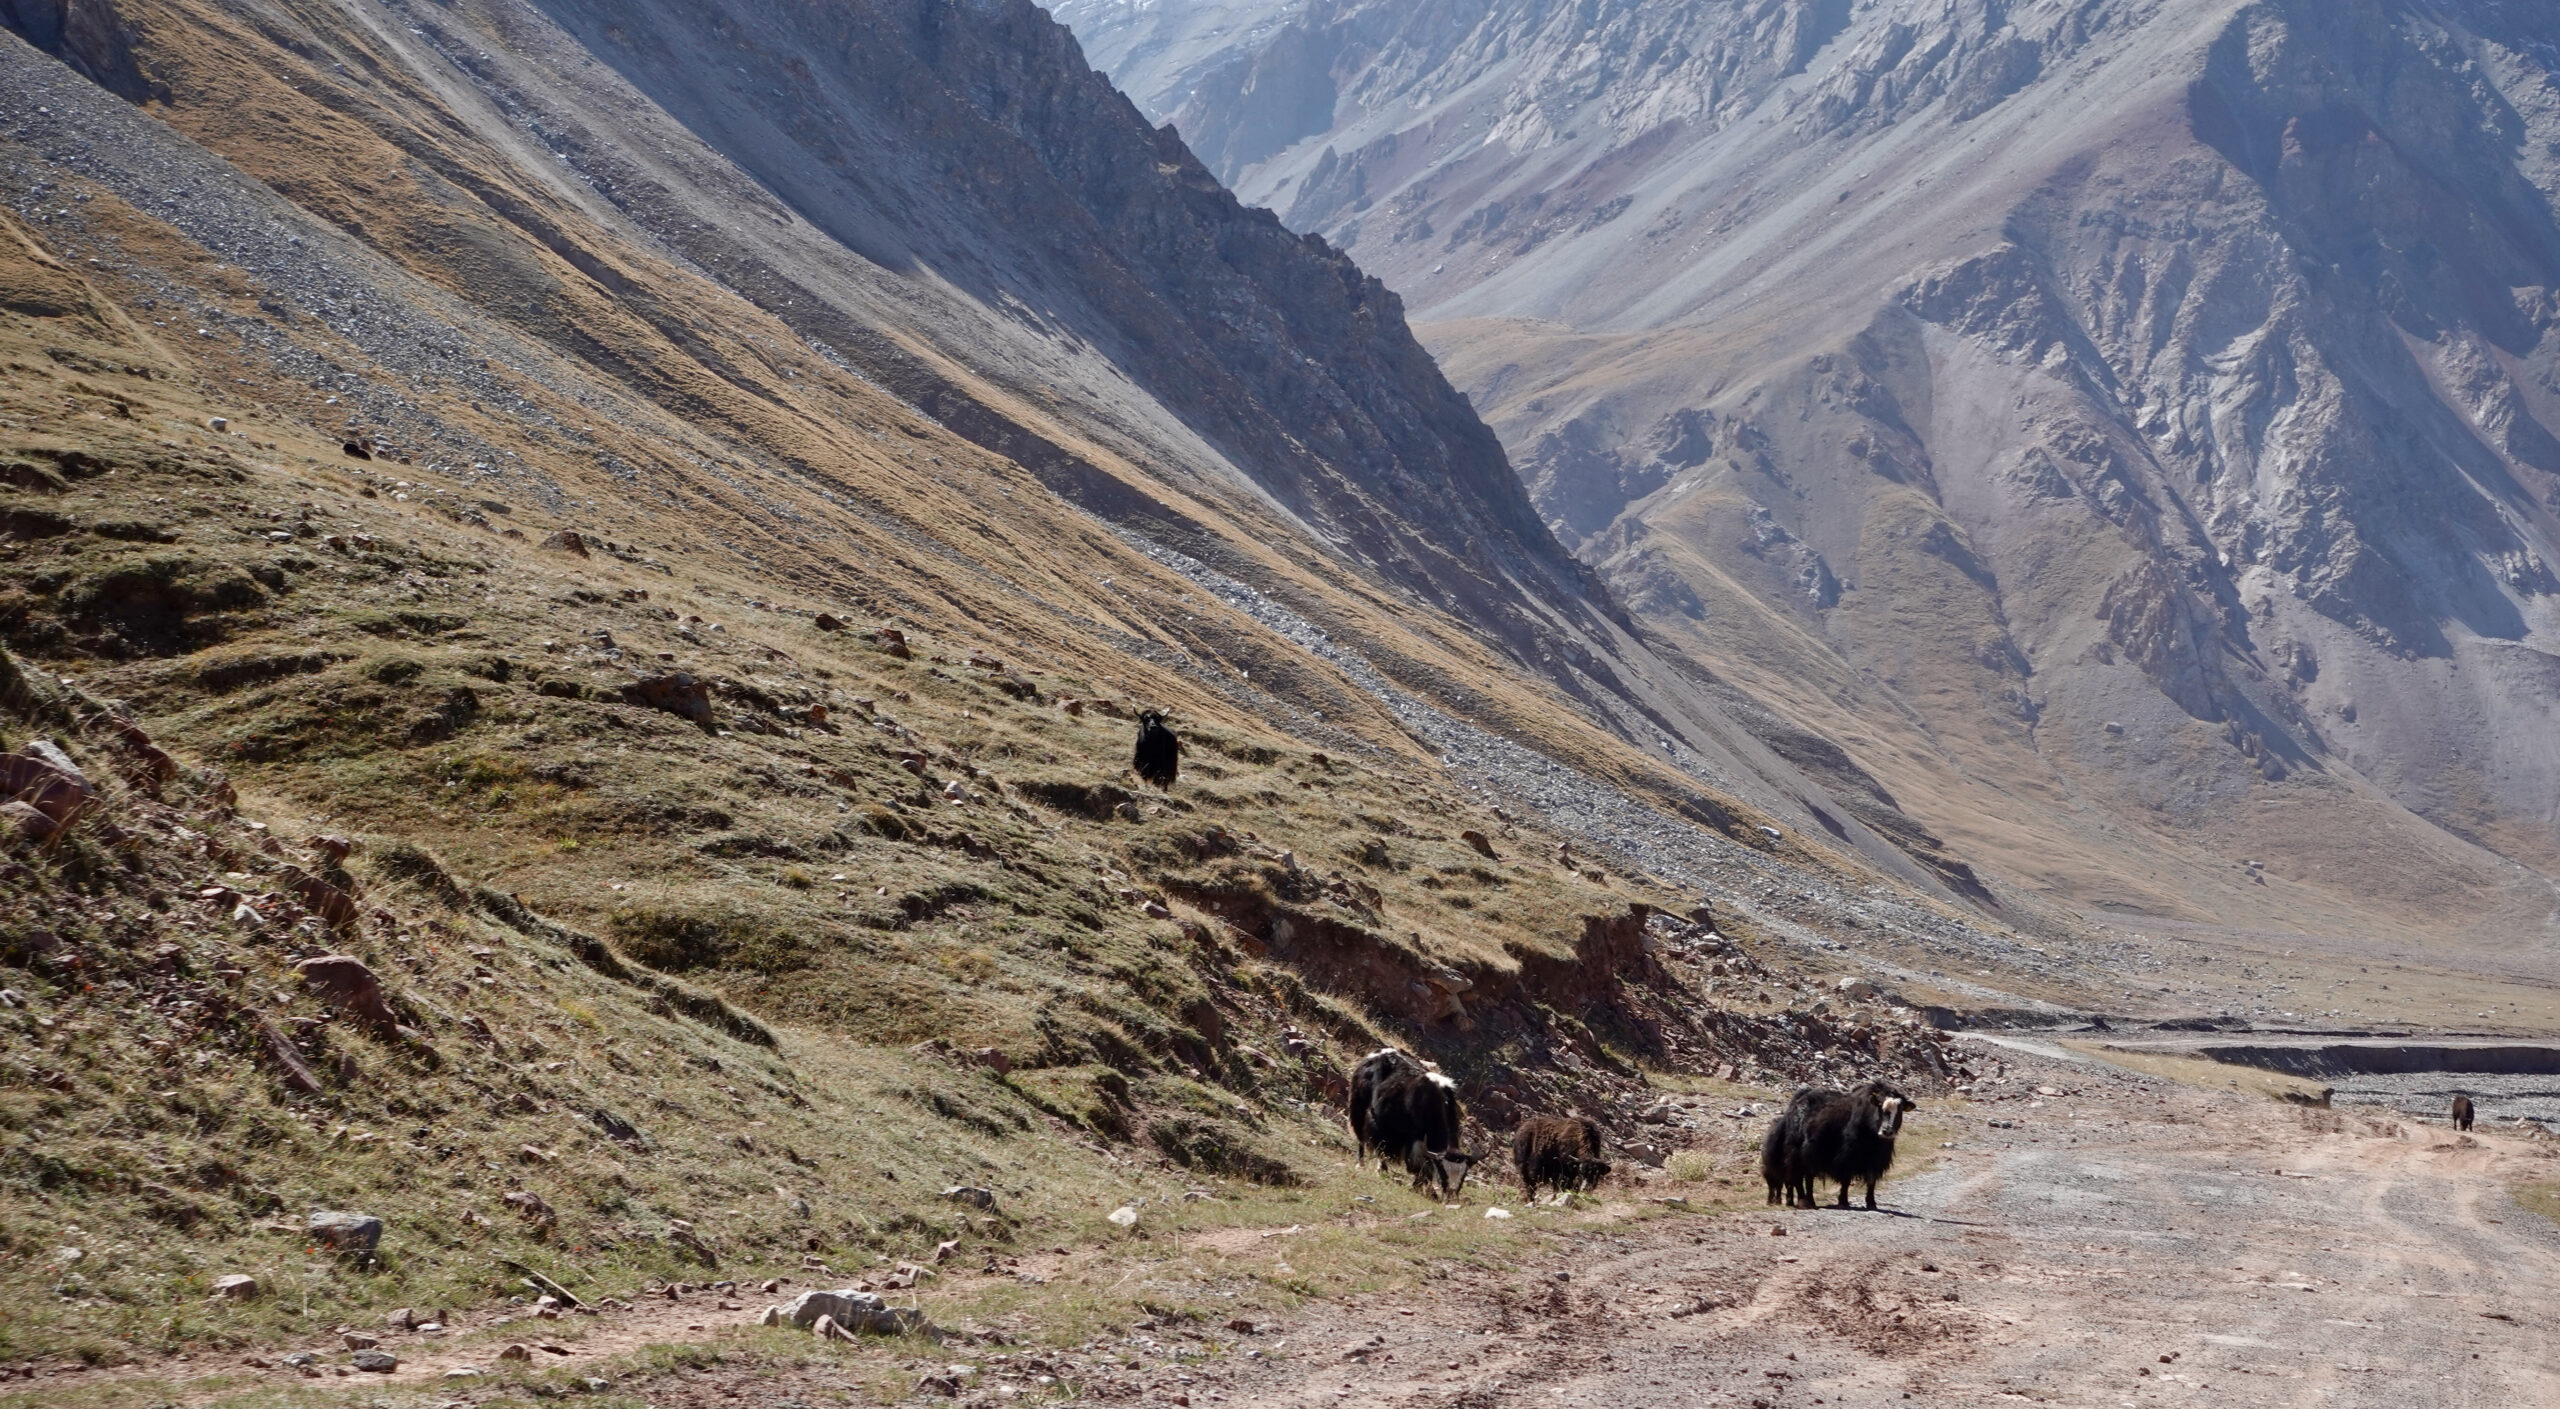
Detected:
left=1064, top=0, right=2560, bottom=953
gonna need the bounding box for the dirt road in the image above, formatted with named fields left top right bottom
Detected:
left=103, top=1049, right=2560, bottom=1408
left=1161, top=1054, right=2560, bottom=1409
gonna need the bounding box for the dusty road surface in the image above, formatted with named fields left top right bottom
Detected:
left=123, top=1050, right=2560, bottom=1408
left=1123, top=1054, right=2560, bottom=1409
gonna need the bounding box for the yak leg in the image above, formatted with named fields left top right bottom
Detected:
left=1834, top=1179, right=1851, bottom=1210
left=1864, top=1177, right=1880, bottom=1211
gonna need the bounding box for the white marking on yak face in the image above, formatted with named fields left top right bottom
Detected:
left=1366, top=1047, right=1405, bottom=1063
left=1426, top=1071, right=1458, bottom=1092
left=1875, top=1095, right=1909, bottom=1138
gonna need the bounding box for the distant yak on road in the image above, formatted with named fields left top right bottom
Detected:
left=2453, top=1093, right=2475, bottom=1131
left=1764, top=1080, right=1916, bottom=1211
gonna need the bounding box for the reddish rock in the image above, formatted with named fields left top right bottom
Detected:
left=294, top=955, right=405, bottom=1038
left=621, top=673, right=714, bottom=725
left=1, top=742, right=92, bottom=825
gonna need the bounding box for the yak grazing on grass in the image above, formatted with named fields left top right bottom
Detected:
left=1349, top=1047, right=1477, bottom=1199
left=1764, top=1080, right=1916, bottom=1210
left=1514, top=1115, right=1610, bottom=1202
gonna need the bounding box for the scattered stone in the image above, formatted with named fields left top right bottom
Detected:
left=1227, top=1318, right=1260, bottom=1334
left=1837, top=977, right=1881, bottom=1001
left=873, top=627, right=912, bottom=658
left=387, top=1307, right=415, bottom=1330
left=444, top=1366, right=484, bottom=1381
left=498, top=1343, right=531, bottom=1362
left=933, top=1239, right=962, bottom=1263
left=1108, top=1206, right=1139, bottom=1227
left=1484, top=1207, right=1513, bottom=1220
left=538, top=529, right=589, bottom=555
left=211, top=1273, right=260, bottom=1300
left=349, top=1349, right=398, bottom=1373
left=918, top=1370, right=963, bottom=1396
left=307, top=1210, right=384, bottom=1254
left=813, top=613, right=846, bottom=632
left=943, top=1185, right=998, bottom=1211
left=1461, top=829, right=1499, bottom=858
left=310, top=834, right=355, bottom=863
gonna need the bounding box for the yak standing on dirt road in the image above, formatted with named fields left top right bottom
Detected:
left=1514, top=1114, right=1610, bottom=1202
left=1349, top=1048, right=1477, bottom=1199
left=1132, top=711, right=1181, bottom=788
left=2453, top=1094, right=2476, bottom=1131
left=1767, top=1081, right=1916, bottom=1210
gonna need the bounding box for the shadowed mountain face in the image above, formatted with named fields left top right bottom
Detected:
left=1062, top=0, right=2560, bottom=948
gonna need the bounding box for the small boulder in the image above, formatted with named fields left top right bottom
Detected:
left=539, top=529, right=590, bottom=555
left=769, top=1287, right=920, bottom=1336
left=1107, top=1206, right=1139, bottom=1228
left=813, top=613, right=846, bottom=632
left=621, top=673, right=714, bottom=725
left=942, top=1186, right=997, bottom=1211
left=1, top=741, right=92, bottom=825
left=1836, top=977, right=1881, bottom=1001
left=1460, top=829, right=1498, bottom=859
left=211, top=1273, right=260, bottom=1301
left=342, top=1332, right=378, bottom=1350
left=307, top=1209, right=384, bottom=1254
left=872, top=627, right=912, bottom=659
left=498, top=1343, right=532, bottom=1362
left=386, top=1307, right=415, bottom=1330
left=349, top=1349, right=398, bottom=1373
left=294, top=956, right=404, bottom=1039
left=1, top=800, right=57, bottom=842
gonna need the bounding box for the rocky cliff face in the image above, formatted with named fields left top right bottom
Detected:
left=1076, top=0, right=2560, bottom=944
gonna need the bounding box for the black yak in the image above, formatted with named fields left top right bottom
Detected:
left=2453, top=1093, right=2476, bottom=1131
left=1349, top=1047, right=1476, bottom=1198
left=1770, top=1081, right=1915, bottom=1211
left=1513, top=1115, right=1610, bottom=1202
left=1132, top=710, right=1181, bottom=788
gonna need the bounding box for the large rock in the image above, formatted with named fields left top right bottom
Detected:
left=308, top=1210, right=383, bottom=1253
left=760, top=1288, right=921, bottom=1336
left=294, top=956, right=404, bottom=1038
left=0, top=741, right=91, bottom=825
left=621, top=673, right=714, bottom=725
left=211, top=1273, right=260, bottom=1300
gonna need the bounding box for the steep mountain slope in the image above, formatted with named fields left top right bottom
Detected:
left=1087, top=0, right=2560, bottom=952
left=0, top=0, right=2072, bottom=1375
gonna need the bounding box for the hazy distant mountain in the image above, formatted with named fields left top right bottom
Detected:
left=1065, top=0, right=2560, bottom=945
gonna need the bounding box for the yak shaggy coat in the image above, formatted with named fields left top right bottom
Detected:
left=1349, top=1048, right=1475, bottom=1198
left=1513, top=1115, right=1610, bottom=1201
left=1767, top=1081, right=1915, bottom=1210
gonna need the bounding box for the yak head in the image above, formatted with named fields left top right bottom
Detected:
left=1856, top=1081, right=1915, bottom=1138
left=1139, top=709, right=1165, bottom=730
